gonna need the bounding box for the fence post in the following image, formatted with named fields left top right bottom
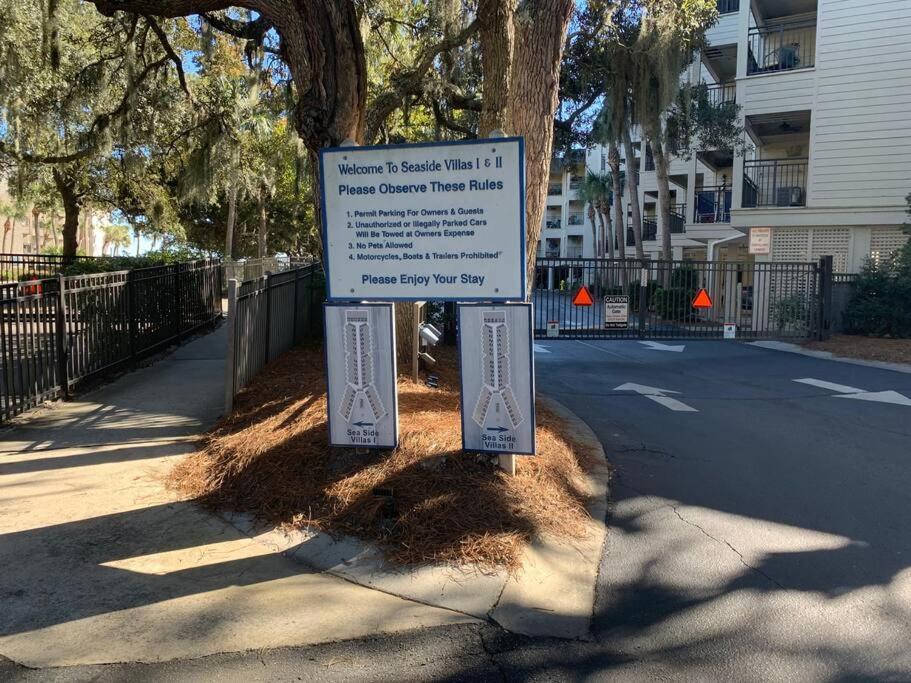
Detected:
left=127, top=271, right=137, bottom=365
left=638, top=259, right=649, bottom=339
left=54, top=274, right=69, bottom=400
left=224, top=278, right=238, bottom=415
left=818, top=255, right=833, bottom=341
left=173, top=263, right=182, bottom=342
left=263, top=272, right=272, bottom=366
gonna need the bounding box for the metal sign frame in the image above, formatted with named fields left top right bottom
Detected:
left=457, top=302, right=536, bottom=456
left=318, top=137, right=526, bottom=302
left=323, top=302, right=399, bottom=449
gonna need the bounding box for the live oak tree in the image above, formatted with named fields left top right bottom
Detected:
left=84, top=0, right=576, bottom=291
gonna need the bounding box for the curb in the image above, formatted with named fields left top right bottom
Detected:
left=748, top=340, right=911, bottom=375
left=215, top=394, right=611, bottom=642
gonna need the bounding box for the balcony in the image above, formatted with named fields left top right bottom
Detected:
left=567, top=213, right=584, bottom=226
left=644, top=147, right=655, bottom=172
left=747, top=21, right=816, bottom=75
left=545, top=218, right=562, bottom=229
left=669, top=204, right=687, bottom=234
left=569, top=175, right=584, bottom=190
left=742, top=158, right=808, bottom=208
left=717, top=0, right=739, bottom=13
left=547, top=184, right=562, bottom=196
left=693, top=186, right=732, bottom=223
left=704, top=82, right=736, bottom=107
left=566, top=247, right=583, bottom=259
left=642, top=219, right=658, bottom=242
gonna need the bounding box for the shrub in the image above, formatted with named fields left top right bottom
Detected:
left=654, top=287, right=697, bottom=321
left=843, top=241, right=911, bottom=337
left=772, top=293, right=810, bottom=333
left=669, top=264, right=700, bottom=290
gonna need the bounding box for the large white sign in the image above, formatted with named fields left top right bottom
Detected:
left=320, top=138, right=526, bottom=301
left=749, top=227, right=772, bottom=255
left=324, top=303, right=398, bottom=448
left=458, top=303, right=535, bottom=455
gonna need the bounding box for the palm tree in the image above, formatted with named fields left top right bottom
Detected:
left=579, top=172, right=604, bottom=259
left=102, top=224, right=131, bottom=256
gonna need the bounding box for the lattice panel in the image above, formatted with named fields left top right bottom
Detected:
left=810, top=228, right=850, bottom=273
left=870, top=227, right=909, bottom=267
left=771, top=228, right=809, bottom=262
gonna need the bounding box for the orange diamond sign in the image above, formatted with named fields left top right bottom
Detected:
left=692, top=288, right=713, bottom=309
left=572, top=285, right=594, bottom=306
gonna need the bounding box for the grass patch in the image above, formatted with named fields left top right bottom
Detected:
left=169, top=345, right=598, bottom=573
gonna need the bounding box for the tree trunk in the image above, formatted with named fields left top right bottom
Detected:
left=225, top=182, right=238, bottom=260
left=2, top=219, right=10, bottom=253
left=622, top=128, right=644, bottom=260
left=478, top=0, right=515, bottom=135
left=52, top=168, right=81, bottom=261
left=507, top=0, right=575, bottom=295
left=257, top=190, right=268, bottom=259
left=135, top=228, right=141, bottom=256
left=589, top=203, right=599, bottom=258
left=650, top=138, right=673, bottom=266
left=609, top=142, right=626, bottom=285
left=32, top=209, right=41, bottom=256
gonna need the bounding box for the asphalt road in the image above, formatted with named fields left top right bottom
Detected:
left=4, top=341, right=910, bottom=681
left=535, top=339, right=911, bottom=680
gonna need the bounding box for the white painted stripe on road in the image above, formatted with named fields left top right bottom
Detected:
left=835, top=390, right=911, bottom=406
left=533, top=344, right=551, bottom=354
left=793, top=378, right=864, bottom=394
left=646, top=395, right=699, bottom=412
left=639, top=341, right=686, bottom=352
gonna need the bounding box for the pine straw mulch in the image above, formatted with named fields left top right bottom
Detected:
left=168, top=345, right=598, bottom=573
left=802, top=335, right=911, bottom=365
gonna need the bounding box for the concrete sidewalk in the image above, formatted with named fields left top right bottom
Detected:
left=0, top=327, right=475, bottom=667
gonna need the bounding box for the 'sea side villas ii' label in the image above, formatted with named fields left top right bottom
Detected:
left=320, top=138, right=525, bottom=301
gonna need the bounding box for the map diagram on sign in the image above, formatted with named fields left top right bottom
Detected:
left=473, top=311, right=524, bottom=430
left=340, top=309, right=387, bottom=425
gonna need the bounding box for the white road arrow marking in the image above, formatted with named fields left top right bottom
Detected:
left=614, top=383, right=698, bottom=412
left=835, top=390, right=911, bottom=406
left=794, top=378, right=864, bottom=393
left=639, top=341, right=686, bottom=352
left=793, top=378, right=911, bottom=406
left=533, top=344, right=551, bottom=354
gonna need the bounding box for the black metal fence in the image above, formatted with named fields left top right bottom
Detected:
left=225, top=263, right=324, bottom=412
left=533, top=256, right=830, bottom=341
left=0, top=253, right=99, bottom=282
left=0, top=260, right=222, bottom=423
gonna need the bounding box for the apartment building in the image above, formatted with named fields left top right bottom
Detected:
left=540, top=0, right=910, bottom=273
left=0, top=177, right=106, bottom=256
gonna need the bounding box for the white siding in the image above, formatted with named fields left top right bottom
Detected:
left=706, top=12, right=739, bottom=47
left=741, top=70, right=816, bottom=115
left=809, top=0, right=911, bottom=207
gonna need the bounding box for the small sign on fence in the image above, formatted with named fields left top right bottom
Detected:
left=546, top=320, right=560, bottom=337
left=603, top=295, right=629, bottom=329
left=458, top=303, right=535, bottom=455
left=724, top=323, right=737, bottom=339
left=324, top=302, right=398, bottom=449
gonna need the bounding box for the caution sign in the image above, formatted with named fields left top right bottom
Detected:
left=572, top=285, right=594, bottom=307
left=692, top=288, right=713, bottom=309
left=603, top=295, right=629, bottom=329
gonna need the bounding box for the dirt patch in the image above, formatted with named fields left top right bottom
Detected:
left=803, top=335, right=911, bottom=365
left=169, top=345, right=598, bottom=573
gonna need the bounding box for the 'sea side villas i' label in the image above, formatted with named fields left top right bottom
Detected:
left=320, top=138, right=526, bottom=302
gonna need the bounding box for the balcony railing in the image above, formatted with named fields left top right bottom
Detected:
left=717, top=0, right=739, bottom=14
left=694, top=186, right=732, bottom=223
left=545, top=218, right=562, bottom=229
left=747, top=21, right=816, bottom=75
left=642, top=218, right=658, bottom=241
left=644, top=148, right=655, bottom=171
left=567, top=213, right=584, bottom=226
left=704, top=82, right=736, bottom=107
left=669, top=204, right=686, bottom=234
left=547, top=184, right=562, bottom=196
left=566, top=248, right=583, bottom=259
left=742, top=158, right=808, bottom=208
left=544, top=250, right=561, bottom=258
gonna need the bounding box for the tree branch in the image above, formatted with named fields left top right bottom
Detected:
left=366, top=18, right=480, bottom=142
left=87, top=0, right=238, bottom=18
left=431, top=100, right=475, bottom=137
left=200, top=11, right=272, bottom=40
left=146, top=17, right=192, bottom=99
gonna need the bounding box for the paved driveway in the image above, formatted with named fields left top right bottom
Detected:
left=535, top=339, right=911, bottom=679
